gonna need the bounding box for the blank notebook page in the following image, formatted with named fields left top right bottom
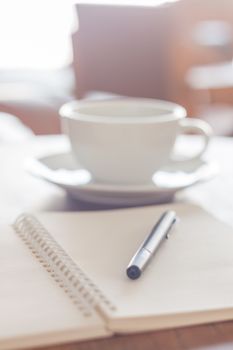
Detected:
left=36, top=203, right=233, bottom=332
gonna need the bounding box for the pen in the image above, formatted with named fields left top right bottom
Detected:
left=126, top=210, right=177, bottom=280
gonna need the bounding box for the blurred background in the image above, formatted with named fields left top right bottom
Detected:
left=0, top=0, right=233, bottom=138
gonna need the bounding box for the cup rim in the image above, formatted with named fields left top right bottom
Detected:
left=59, top=98, right=187, bottom=124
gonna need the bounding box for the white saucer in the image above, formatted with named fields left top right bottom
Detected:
left=25, top=152, right=218, bottom=206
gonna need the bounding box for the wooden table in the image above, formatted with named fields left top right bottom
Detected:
left=2, top=135, right=233, bottom=350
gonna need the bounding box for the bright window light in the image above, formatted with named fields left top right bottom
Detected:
left=0, top=0, right=177, bottom=70
left=0, top=0, right=76, bottom=70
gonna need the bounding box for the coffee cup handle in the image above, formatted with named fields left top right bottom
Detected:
left=170, top=118, right=212, bottom=162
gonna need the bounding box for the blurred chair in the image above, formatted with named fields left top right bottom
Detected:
left=72, top=3, right=175, bottom=101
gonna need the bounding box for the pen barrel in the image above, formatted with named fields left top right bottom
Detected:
left=127, top=211, right=176, bottom=278
left=128, top=247, right=151, bottom=273
left=142, top=210, right=176, bottom=253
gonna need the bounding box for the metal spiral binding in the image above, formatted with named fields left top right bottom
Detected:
left=13, top=214, right=116, bottom=318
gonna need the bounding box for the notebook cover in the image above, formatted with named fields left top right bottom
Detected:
left=0, top=226, right=110, bottom=350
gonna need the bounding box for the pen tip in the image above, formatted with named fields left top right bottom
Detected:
left=126, top=265, right=141, bottom=280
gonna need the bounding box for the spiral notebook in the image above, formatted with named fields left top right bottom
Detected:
left=1, top=203, right=233, bottom=350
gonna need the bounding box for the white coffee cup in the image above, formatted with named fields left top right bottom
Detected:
left=60, top=98, right=212, bottom=184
